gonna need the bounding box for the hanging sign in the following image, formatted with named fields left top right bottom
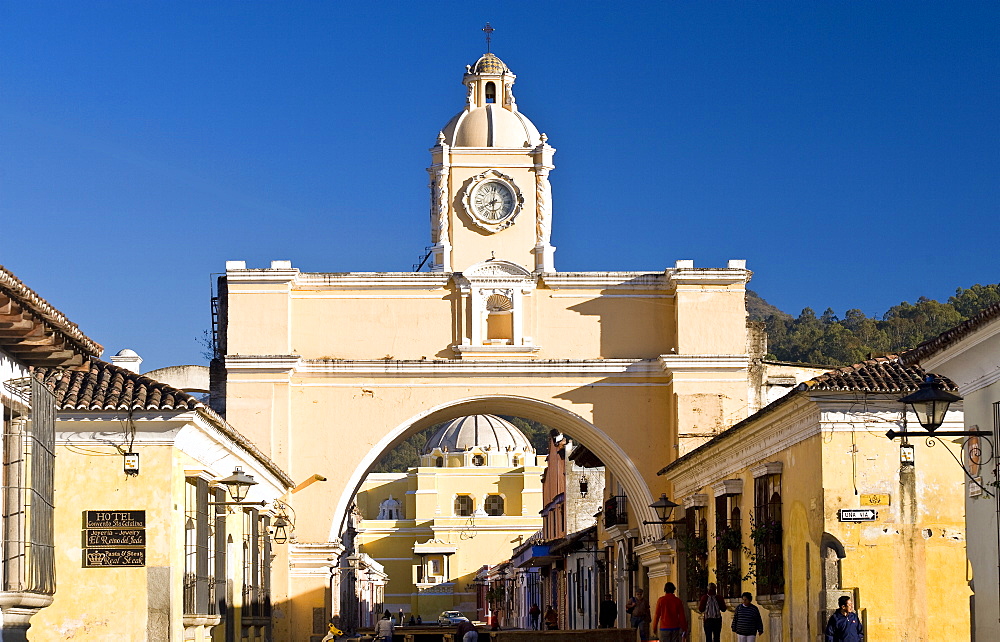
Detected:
left=83, top=510, right=146, bottom=567
left=84, top=548, right=145, bottom=567
left=838, top=508, right=877, bottom=522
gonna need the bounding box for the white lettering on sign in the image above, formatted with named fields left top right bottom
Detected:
left=838, top=509, right=878, bottom=522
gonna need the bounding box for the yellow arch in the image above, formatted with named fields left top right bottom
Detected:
left=330, top=394, right=660, bottom=540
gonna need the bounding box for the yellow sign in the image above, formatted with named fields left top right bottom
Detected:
left=861, top=493, right=890, bottom=506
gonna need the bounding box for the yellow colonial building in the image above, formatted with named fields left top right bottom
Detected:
left=217, top=50, right=761, bottom=639
left=29, top=357, right=294, bottom=642
left=658, top=357, right=970, bottom=642
left=354, top=415, right=544, bottom=623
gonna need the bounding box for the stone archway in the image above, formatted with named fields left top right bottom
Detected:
left=330, top=394, right=660, bottom=541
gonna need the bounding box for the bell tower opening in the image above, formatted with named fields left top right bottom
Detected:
left=485, top=81, right=496, bottom=103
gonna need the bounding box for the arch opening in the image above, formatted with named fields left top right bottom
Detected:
left=331, top=395, right=660, bottom=541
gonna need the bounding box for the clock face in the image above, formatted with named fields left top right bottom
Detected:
left=472, top=180, right=516, bottom=222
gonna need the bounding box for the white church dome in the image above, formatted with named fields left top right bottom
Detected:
left=441, top=105, right=541, bottom=148
left=424, top=414, right=533, bottom=454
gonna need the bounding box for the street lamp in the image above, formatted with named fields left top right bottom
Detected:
left=272, top=514, right=290, bottom=544
left=219, top=466, right=257, bottom=502
left=643, top=494, right=685, bottom=525
left=898, top=375, right=963, bottom=432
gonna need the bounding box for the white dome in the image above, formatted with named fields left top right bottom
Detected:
left=114, top=348, right=139, bottom=357
left=441, top=105, right=541, bottom=148
left=424, top=414, right=533, bottom=454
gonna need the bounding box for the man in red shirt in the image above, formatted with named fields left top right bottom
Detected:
left=651, top=582, right=688, bottom=642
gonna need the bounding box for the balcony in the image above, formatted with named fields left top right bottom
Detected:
left=603, top=495, right=628, bottom=529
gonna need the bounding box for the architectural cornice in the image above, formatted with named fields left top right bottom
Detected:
left=294, top=358, right=661, bottom=377
left=226, top=355, right=302, bottom=372
left=712, top=478, right=744, bottom=497
left=295, top=272, right=452, bottom=290
left=751, top=461, right=783, bottom=478
left=666, top=267, right=751, bottom=287
left=658, top=355, right=750, bottom=372
left=540, top=272, right=665, bottom=290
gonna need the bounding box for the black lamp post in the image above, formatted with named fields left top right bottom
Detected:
left=899, top=375, right=963, bottom=432
left=210, top=467, right=267, bottom=507
left=219, top=466, right=257, bottom=502
left=272, top=515, right=290, bottom=544
left=643, top=493, right=686, bottom=525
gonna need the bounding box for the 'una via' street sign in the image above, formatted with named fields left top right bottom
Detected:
left=838, top=509, right=878, bottom=522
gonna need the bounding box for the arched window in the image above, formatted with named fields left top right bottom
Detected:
left=454, top=495, right=474, bottom=516
left=512, top=456, right=520, bottom=467
left=472, top=454, right=485, bottom=467
left=485, top=293, right=514, bottom=345
left=435, top=456, right=444, bottom=468
left=485, top=495, right=505, bottom=516
left=485, top=81, right=496, bottom=103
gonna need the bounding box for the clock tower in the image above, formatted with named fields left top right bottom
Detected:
left=427, top=52, right=555, bottom=273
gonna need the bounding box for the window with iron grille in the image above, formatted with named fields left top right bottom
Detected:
left=242, top=508, right=272, bottom=620
left=485, top=494, right=504, bottom=516
left=2, top=377, right=56, bottom=596
left=681, top=507, right=709, bottom=602
left=454, top=495, right=473, bottom=516
left=602, top=495, right=628, bottom=528
left=184, top=477, right=216, bottom=615
left=753, top=474, right=783, bottom=595
left=714, top=494, right=741, bottom=599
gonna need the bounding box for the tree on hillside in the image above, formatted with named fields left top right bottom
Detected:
left=751, top=283, right=1000, bottom=366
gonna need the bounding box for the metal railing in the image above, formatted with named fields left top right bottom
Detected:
left=2, top=377, right=56, bottom=596
left=603, top=495, right=628, bottom=528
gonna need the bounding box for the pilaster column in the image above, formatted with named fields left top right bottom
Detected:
left=428, top=141, right=452, bottom=272
left=756, top=594, right=784, bottom=642
left=532, top=163, right=555, bottom=273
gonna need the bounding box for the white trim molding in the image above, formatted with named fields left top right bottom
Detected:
left=684, top=493, right=709, bottom=509
left=751, top=461, right=784, bottom=478
left=713, top=478, right=744, bottom=497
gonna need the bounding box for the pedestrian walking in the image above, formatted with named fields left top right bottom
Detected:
left=627, top=587, right=652, bottom=640
left=598, top=593, right=617, bottom=628
left=374, top=611, right=395, bottom=642
left=528, top=603, right=540, bottom=630
left=457, top=619, right=479, bottom=642
left=544, top=605, right=559, bottom=630
left=698, top=582, right=727, bottom=642
left=651, top=582, right=688, bottom=642
left=825, top=596, right=863, bottom=642
left=731, top=592, right=764, bottom=642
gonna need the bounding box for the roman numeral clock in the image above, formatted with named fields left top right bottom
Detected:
left=462, top=170, right=524, bottom=232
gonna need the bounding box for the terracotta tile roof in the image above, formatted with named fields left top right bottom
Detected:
left=35, top=361, right=294, bottom=489
left=795, top=356, right=958, bottom=393
left=658, top=357, right=952, bottom=476
left=902, top=302, right=1000, bottom=364
left=38, top=360, right=202, bottom=411
left=0, top=264, right=103, bottom=366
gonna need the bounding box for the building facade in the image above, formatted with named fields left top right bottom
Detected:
left=0, top=265, right=102, bottom=640
left=216, top=50, right=758, bottom=640
left=903, top=302, right=1000, bottom=641
left=354, top=415, right=543, bottom=624
left=658, top=358, right=970, bottom=642
left=29, top=358, right=293, bottom=641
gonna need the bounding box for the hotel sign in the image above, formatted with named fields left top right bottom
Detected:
left=83, top=510, right=146, bottom=567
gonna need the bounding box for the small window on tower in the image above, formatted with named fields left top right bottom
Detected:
left=485, top=82, right=496, bottom=103
left=472, top=454, right=485, bottom=467
left=485, top=495, right=505, bottom=516
left=454, top=495, right=474, bottom=516
left=435, top=456, right=444, bottom=468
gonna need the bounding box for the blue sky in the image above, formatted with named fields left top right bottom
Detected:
left=2, top=2, right=997, bottom=370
